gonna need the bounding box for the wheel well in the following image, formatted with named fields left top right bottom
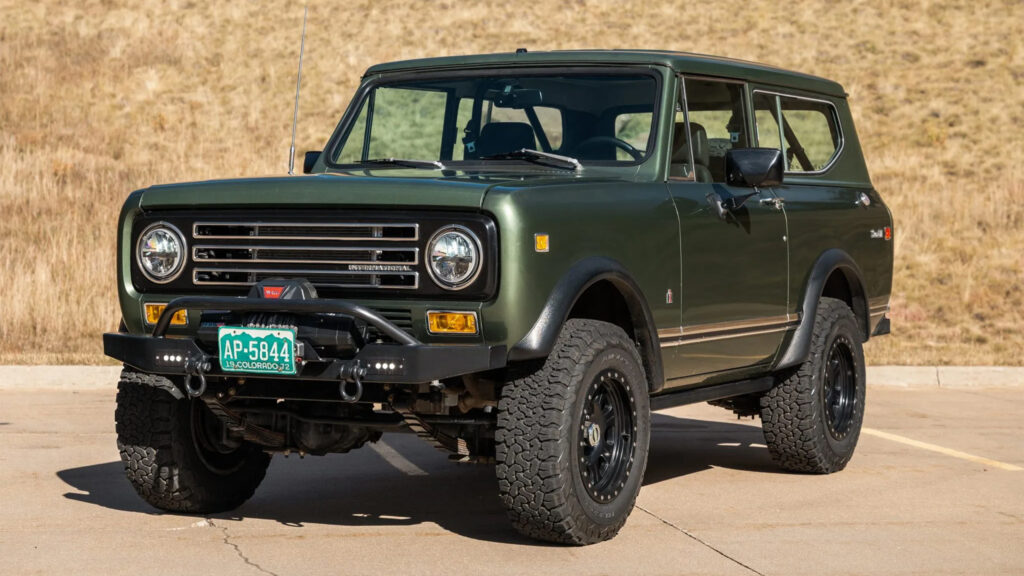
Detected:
left=568, top=280, right=633, bottom=338
left=567, top=280, right=658, bottom=391
left=821, top=268, right=869, bottom=340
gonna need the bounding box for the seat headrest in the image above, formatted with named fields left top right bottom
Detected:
left=476, top=122, right=536, bottom=157
left=689, top=122, right=710, bottom=168
left=671, top=122, right=711, bottom=168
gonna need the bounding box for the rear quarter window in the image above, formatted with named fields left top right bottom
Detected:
left=753, top=92, right=842, bottom=173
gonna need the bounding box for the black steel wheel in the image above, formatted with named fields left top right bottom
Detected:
left=824, top=335, right=858, bottom=440
left=497, top=319, right=651, bottom=545
left=577, top=370, right=637, bottom=503
left=760, top=297, right=867, bottom=473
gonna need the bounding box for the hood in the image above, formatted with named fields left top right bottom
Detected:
left=140, top=173, right=493, bottom=210
left=137, top=171, right=616, bottom=211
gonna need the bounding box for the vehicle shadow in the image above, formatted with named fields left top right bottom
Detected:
left=56, top=413, right=779, bottom=545
left=643, top=412, right=777, bottom=484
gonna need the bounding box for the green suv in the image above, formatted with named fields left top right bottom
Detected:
left=105, top=50, right=893, bottom=545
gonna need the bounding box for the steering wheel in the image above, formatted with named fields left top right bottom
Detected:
left=572, top=136, right=643, bottom=161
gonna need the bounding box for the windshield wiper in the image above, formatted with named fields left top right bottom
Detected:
left=362, top=158, right=446, bottom=170
left=479, top=149, right=580, bottom=171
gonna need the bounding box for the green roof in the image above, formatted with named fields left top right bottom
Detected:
left=364, top=50, right=846, bottom=98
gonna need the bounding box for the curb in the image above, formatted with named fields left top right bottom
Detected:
left=0, top=366, right=122, bottom=390
left=0, top=365, right=1021, bottom=391
left=867, top=366, right=1024, bottom=389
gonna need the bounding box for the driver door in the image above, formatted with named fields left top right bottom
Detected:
left=663, top=76, right=791, bottom=384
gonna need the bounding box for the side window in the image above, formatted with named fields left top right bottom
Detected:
left=753, top=92, right=783, bottom=151
left=683, top=78, right=749, bottom=183
left=753, top=92, right=841, bottom=173
left=367, top=87, right=447, bottom=160
left=779, top=96, right=840, bottom=172
left=614, top=112, right=652, bottom=160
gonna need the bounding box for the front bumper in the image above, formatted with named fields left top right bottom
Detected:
left=104, top=296, right=506, bottom=384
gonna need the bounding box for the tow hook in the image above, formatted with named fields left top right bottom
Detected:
left=183, top=357, right=212, bottom=398
left=339, top=361, right=366, bottom=402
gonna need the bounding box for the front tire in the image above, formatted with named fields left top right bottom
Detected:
left=496, top=319, right=651, bottom=545
left=760, top=297, right=867, bottom=473
left=115, top=370, right=271, bottom=513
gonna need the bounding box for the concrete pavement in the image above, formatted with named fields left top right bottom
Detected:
left=1, top=383, right=1022, bottom=575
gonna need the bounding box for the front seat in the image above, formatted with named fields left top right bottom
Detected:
left=689, top=122, right=713, bottom=183
left=670, top=122, right=690, bottom=177
left=669, top=122, right=713, bottom=183
left=475, top=122, right=537, bottom=157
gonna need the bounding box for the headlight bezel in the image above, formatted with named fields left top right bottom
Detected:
left=135, top=222, right=187, bottom=284
left=426, top=224, right=483, bottom=291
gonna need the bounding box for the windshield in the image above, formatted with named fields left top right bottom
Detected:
left=327, top=72, right=660, bottom=169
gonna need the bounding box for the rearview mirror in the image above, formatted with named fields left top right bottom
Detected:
left=303, top=150, right=322, bottom=174
left=726, top=148, right=784, bottom=188
left=493, top=88, right=543, bottom=109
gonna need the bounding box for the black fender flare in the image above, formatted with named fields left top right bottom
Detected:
left=507, top=256, right=665, bottom=393
left=774, top=248, right=870, bottom=370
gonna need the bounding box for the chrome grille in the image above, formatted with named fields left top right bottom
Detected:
left=191, top=221, right=419, bottom=290
left=193, top=222, right=418, bottom=241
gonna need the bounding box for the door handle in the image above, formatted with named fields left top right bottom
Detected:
left=759, top=196, right=785, bottom=210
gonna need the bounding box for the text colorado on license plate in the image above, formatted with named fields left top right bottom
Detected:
left=218, top=327, right=297, bottom=375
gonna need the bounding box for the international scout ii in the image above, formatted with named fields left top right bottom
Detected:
left=105, top=50, right=893, bottom=544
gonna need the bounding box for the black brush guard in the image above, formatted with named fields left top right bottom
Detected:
left=103, top=296, right=506, bottom=385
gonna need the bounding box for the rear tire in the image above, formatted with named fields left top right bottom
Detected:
left=115, top=370, right=271, bottom=513
left=496, top=319, right=651, bottom=545
left=760, top=297, right=866, bottom=473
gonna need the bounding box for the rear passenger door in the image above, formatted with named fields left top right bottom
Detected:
left=663, top=77, right=791, bottom=383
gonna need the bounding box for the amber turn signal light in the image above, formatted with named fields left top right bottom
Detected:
left=427, top=311, right=478, bottom=334
left=144, top=303, right=188, bottom=326
left=534, top=233, right=550, bottom=253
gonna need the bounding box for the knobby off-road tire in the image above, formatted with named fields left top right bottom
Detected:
left=115, top=370, right=271, bottom=513
left=496, top=319, right=651, bottom=545
left=760, top=297, right=867, bottom=473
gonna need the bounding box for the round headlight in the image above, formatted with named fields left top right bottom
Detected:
left=136, top=223, right=186, bottom=283
left=427, top=225, right=482, bottom=290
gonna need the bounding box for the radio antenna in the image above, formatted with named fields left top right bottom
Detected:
left=288, top=5, right=308, bottom=175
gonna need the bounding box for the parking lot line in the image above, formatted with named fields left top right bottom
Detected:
left=369, top=440, right=429, bottom=476
left=862, top=427, right=1023, bottom=471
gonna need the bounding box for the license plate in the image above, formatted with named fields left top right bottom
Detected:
left=218, top=327, right=297, bottom=375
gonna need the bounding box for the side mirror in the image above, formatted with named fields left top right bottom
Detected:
left=725, top=148, right=784, bottom=188
left=303, top=150, right=322, bottom=174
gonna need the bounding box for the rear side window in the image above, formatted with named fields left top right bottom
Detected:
left=753, top=93, right=782, bottom=155
left=753, top=92, right=842, bottom=173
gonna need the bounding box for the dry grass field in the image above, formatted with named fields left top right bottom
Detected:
left=1, top=0, right=1022, bottom=365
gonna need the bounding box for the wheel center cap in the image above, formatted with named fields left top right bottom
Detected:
left=586, top=422, right=601, bottom=447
